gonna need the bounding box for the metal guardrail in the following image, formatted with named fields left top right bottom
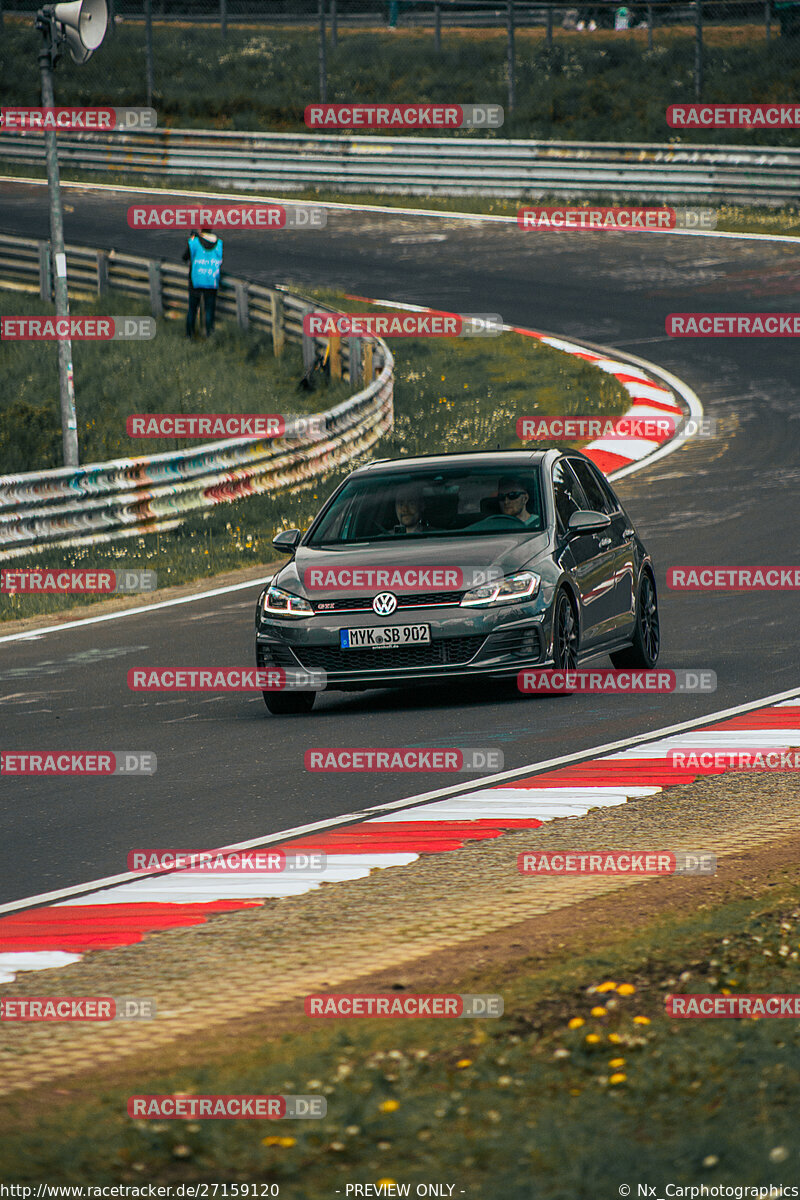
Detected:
left=1, top=129, right=798, bottom=202
left=0, top=234, right=394, bottom=558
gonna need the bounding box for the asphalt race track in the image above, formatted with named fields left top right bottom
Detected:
left=1, top=178, right=799, bottom=907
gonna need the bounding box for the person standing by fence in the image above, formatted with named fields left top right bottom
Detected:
left=183, top=226, right=223, bottom=338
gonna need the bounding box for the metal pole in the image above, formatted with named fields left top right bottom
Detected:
left=647, top=1, right=653, bottom=49
left=38, top=33, right=79, bottom=468
left=220, top=0, right=227, bottom=39
left=106, top=0, right=114, bottom=36
left=546, top=0, right=553, bottom=48
left=694, top=0, right=703, bottom=101
left=434, top=2, right=441, bottom=50
left=507, top=0, right=515, bottom=116
left=330, top=0, right=337, bottom=47
left=765, top=0, right=771, bottom=42
left=318, top=0, right=327, bottom=103
left=145, top=0, right=154, bottom=109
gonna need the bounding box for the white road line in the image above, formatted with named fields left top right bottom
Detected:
left=2, top=175, right=797, bottom=244
left=0, top=577, right=269, bottom=645
left=2, top=682, right=798, bottom=917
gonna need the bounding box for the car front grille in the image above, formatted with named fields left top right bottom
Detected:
left=291, top=635, right=486, bottom=673
left=311, top=590, right=464, bottom=612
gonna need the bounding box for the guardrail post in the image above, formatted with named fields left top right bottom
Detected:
left=220, top=0, right=227, bottom=39
left=148, top=260, right=163, bottom=318
left=348, top=337, right=363, bottom=387
left=271, top=291, right=285, bottom=358
left=96, top=249, right=109, bottom=295
left=546, top=2, right=553, bottom=49
left=647, top=3, right=653, bottom=50
left=507, top=0, right=516, bottom=116
left=694, top=0, right=703, bottom=100
left=318, top=0, right=328, bottom=103
left=765, top=0, right=771, bottom=42
left=363, top=340, right=374, bottom=383
left=235, top=280, right=249, bottom=330
left=329, top=333, right=342, bottom=379
left=145, top=0, right=154, bottom=109
left=434, top=2, right=441, bottom=51
left=303, top=331, right=316, bottom=376
left=106, top=0, right=114, bottom=36
left=330, top=0, right=337, bottom=48
left=38, top=241, right=52, bottom=302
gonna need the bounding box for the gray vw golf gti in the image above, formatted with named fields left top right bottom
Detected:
left=255, top=449, right=659, bottom=713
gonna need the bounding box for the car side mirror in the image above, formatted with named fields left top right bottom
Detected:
left=272, top=528, right=302, bottom=554
left=567, top=510, right=611, bottom=536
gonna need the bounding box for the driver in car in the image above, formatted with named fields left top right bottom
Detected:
left=496, top=476, right=537, bottom=525
left=393, top=483, right=430, bottom=534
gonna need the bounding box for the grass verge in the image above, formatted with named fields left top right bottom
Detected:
left=2, top=21, right=799, bottom=144
left=0, top=289, right=349, bottom=471
left=0, top=876, right=798, bottom=1194
left=0, top=287, right=627, bottom=621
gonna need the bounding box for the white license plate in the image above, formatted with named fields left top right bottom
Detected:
left=340, top=624, right=431, bottom=649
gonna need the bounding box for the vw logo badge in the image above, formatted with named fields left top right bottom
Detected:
left=373, top=592, right=398, bottom=616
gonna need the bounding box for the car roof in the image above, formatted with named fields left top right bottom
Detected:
left=355, top=450, right=549, bottom=475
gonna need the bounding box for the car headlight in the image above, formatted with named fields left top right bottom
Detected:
left=259, top=584, right=314, bottom=619
left=460, top=571, right=541, bottom=607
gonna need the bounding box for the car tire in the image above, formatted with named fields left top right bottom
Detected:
left=610, top=569, right=660, bottom=669
left=263, top=690, right=316, bottom=715
left=552, top=588, right=579, bottom=669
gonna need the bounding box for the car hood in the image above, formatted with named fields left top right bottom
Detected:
left=274, top=532, right=551, bottom=595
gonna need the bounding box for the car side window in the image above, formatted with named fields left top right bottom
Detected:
left=552, top=460, right=590, bottom=531
left=568, top=458, right=617, bottom=516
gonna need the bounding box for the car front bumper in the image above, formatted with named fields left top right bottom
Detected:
left=255, top=604, right=553, bottom=689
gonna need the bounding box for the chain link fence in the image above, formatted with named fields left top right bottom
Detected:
left=3, top=0, right=800, bottom=143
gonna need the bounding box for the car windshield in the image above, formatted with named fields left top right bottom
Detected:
left=307, top=466, right=544, bottom=545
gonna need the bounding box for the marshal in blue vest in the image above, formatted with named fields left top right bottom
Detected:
left=188, top=234, right=223, bottom=288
